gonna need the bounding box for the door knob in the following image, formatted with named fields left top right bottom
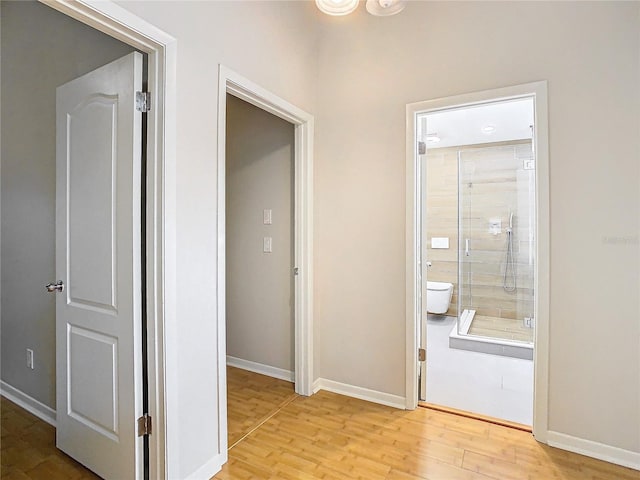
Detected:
left=45, top=280, right=64, bottom=293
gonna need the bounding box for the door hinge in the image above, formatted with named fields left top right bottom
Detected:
left=137, top=413, right=152, bottom=437
left=293, top=267, right=299, bottom=276
left=418, top=141, right=426, bottom=155
left=418, top=348, right=426, bottom=362
left=136, top=91, right=151, bottom=112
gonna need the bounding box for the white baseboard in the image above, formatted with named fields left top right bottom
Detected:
left=226, top=356, right=294, bottom=382
left=1, top=381, right=56, bottom=427
left=547, top=431, right=640, bottom=471
left=185, top=452, right=226, bottom=480
left=312, top=378, right=323, bottom=394
left=312, top=378, right=406, bottom=410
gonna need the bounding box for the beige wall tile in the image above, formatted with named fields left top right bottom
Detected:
left=425, top=141, right=535, bottom=321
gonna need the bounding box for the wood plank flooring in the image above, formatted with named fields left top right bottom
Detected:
left=226, top=366, right=297, bottom=447
left=2, top=369, right=637, bottom=480
left=218, top=370, right=638, bottom=480
left=0, top=396, right=98, bottom=479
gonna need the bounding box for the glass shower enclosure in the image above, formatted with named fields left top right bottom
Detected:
left=456, top=143, right=536, bottom=346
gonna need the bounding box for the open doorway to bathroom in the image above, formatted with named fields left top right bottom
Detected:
left=409, top=86, right=548, bottom=428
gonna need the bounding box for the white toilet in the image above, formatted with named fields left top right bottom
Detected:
left=426, top=281, right=454, bottom=314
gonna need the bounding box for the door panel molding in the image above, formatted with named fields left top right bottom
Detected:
left=67, top=325, right=119, bottom=440
left=66, top=93, right=118, bottom=313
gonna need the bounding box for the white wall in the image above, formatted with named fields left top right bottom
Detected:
left=111, top=2, right=318, bottom=478
left=226, top=94, right=295, bottom=374
left=314, top=1, right=639, bottom=456
left=0, top=0, right=134, bottom=409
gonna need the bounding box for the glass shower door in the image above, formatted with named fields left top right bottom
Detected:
left=457, top=151, right=475, bottom=336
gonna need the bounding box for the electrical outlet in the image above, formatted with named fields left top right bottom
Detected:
left=26, top=349, right=34, bottom=370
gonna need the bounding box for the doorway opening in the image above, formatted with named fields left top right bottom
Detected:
left=406, top=82, right=550, bottom=437
left=216, top=66, right=314, bottom=456
left=225, top=93, right=295, bottom=381
left=224, top=93, right=297, bottom=447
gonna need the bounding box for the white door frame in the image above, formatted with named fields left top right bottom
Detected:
left=216, top=65, right=314, bottom=451
left=42, top=1, right=176, bottom=478
left=405, top=82, right=550, bottom=442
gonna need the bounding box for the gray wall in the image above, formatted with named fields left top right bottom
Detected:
left=225, top=95, right=294, bottom=373
left=1, top=1, right=135, bottom=409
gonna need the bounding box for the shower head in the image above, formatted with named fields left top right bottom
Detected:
left=509, top=212, right=514, bottom=229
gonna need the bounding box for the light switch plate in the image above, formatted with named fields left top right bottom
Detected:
left=263, top=237, right=272, bottom=253
left=263, top=209, right=272, bottom=225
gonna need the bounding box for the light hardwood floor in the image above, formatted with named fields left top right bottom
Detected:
left=0, top=396, right=98, bottom=479
left=226, top=366, right=297, bottom=448
left=1, top=370, right=637, bottom=480
left=218, top=369, right=637, bottom=480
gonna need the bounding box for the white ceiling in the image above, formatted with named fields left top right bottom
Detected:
left=419, top=97, right=534, bottom=149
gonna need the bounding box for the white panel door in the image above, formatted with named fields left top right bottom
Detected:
left=55, top=52, right=143, bottom=479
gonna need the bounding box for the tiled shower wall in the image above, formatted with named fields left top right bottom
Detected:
left=425, top=141, right=535, bottom=321
left=425, top=147, right=459, bottom=316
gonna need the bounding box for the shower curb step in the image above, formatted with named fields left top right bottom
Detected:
left=449, top=331, right=533, bottom=360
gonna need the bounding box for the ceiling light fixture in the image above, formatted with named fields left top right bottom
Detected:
left=482, top=125, right=496, bottom=134
left=315, top=0, right=359, bottom=16
left=426, top=133, right=441, bottom=144
left=365, top=0, right=406, bottom=17
left=315, top=0, right=406, bottom=17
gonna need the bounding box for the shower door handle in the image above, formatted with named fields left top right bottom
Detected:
left=465, top=239, right=470, bottom=256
